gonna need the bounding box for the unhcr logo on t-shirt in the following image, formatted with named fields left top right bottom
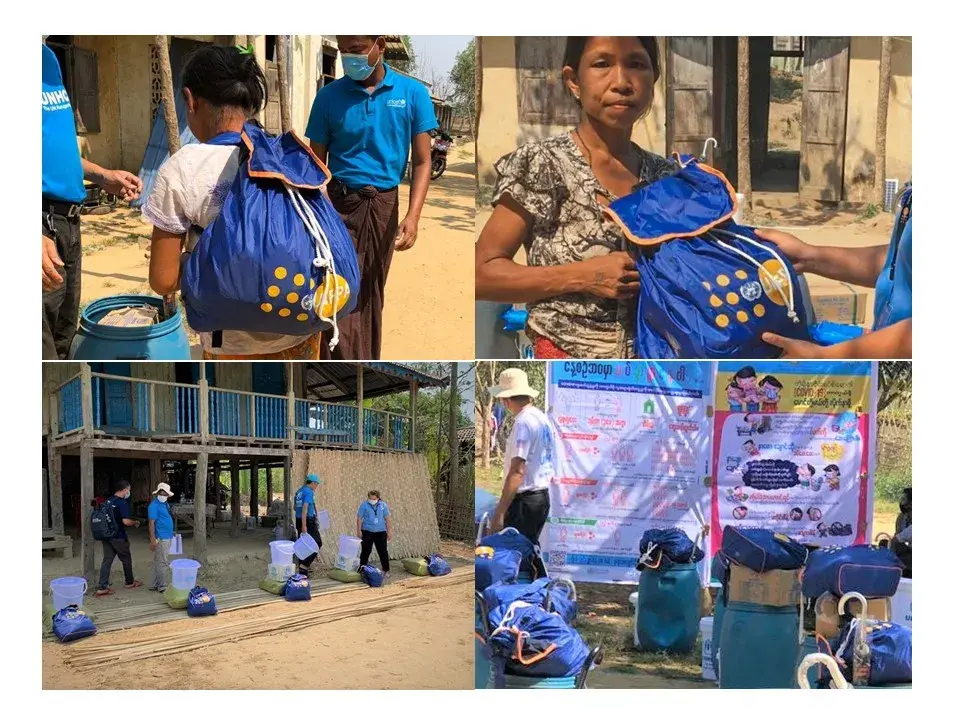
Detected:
left=42, top=89, right=72, bottom=112
left=386, top=98, right=407, bottom=109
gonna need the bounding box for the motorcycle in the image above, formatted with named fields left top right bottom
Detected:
left=430, top=130, right=454, bottom=180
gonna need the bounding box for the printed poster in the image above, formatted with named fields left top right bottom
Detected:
left=544, top=361, right=714, bottom=584
left=710, top=361, right=875, bottom=555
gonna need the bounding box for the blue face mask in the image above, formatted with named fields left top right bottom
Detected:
left=342, top=43, right=381, bottom=82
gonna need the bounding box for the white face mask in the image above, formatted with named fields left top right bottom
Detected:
left=158, top=495, right=168, bottom=503
left=368, top=499, right=379, bottom=506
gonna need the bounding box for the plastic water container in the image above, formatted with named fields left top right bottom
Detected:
left=634, top=563, right=701, bottom=653
left=50, top=576, right=88, bottom=612
left=69, top=295, right=191, bottom=360
left=719, top=601, right=799, bottom=688
left=700, top=616, right=716, bottom=681
left=294, top=533, right=320, bottom=561
left=711, top=586, right=727, bottom=680
left=170, top=559, right=201, bottom=590
left=335, top=535, right=362, bottom=571
left=270, top=540, right=295, bottom=566
left=891, top=578, right=912, bottom=628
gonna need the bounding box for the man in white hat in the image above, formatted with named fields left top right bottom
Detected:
left=488, top=368, right=554, bottom=574
left=147, top=482, right=176, bottom=592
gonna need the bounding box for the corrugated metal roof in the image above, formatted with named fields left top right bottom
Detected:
left=302, top=362, right=447, bottom=403
left=383, top=35, right=409, bottom=61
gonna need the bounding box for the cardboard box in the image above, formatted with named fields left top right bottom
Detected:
left=815, top=595, right=892, bottom=639
left=727, top=564, right=801, bottom=606
left=806, top=277, right=868, bottom=325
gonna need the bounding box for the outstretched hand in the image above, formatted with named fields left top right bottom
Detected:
left=762, top=332, right=826, bottom=359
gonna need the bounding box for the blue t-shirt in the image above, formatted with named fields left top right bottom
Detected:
left=305, top=66, right=438, bottom=190
left=358, top=500, right=390, bottom=533
left=147, top=498, right=175, bottom=540
left=108, top=496, right=131, bottom=541
left=873, top=214, right=912, bottom=331
left=42, top=44, right=85, bottom=203
left=295, top=485, right=316, bottom=519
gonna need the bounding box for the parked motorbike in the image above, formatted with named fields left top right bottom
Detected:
left=430, top=129, right=454, bottom=180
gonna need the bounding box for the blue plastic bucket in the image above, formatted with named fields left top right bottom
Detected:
left=50, top=576, right=88, bottom=611
left=635, top=563, right=701, bottom=653
left=719, top=601, right=800, bottom=688
left=69, top=295, right=191, bottom=360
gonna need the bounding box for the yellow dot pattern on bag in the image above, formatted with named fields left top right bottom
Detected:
left=735, top=270, right=748, bottom=280
left=293, top=273, right=305, bottom=287
left=260, top=303, right=273, bottom=313
left=726, top=292, right=739, bottom=305
left=754, top=304, right=766, bottom=318
left=736, top=310, right=749, bottom=323
left=709, top=294, right=723, bottom=308
left=286, top=292, right=299, bottom=304
left=314, top=272, right=351, bottom=317
left=278, top=308, right=291, bottom=318
left=716, top=274, right=730, bottom=287
left=296, top=313, right=308, bottom=322
left=759, top=259, right=789, bottom=306
left=267, top=285, right=280, bottom=298
left=716, top=314, right=730, bottom=328
left=274, top=267, right=287, bottom=280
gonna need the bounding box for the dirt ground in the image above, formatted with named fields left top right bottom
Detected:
left=76, top=144, right=476, bottom=360
left=42, top=576, right=473, bottom=690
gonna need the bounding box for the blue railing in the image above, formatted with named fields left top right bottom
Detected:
left=57, top=376, right=83, bottom=433
left=294, top=400, right=357, bottom=445
left=255, top=394, right=287, bottom=439
left=176, top=385, right=200, bottom=434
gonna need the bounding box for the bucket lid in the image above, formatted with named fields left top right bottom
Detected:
left=170, top=559, right=201, bottom=569
left=50, top=576, right=86, bottom=587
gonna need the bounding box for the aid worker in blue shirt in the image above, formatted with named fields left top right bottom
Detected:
left=147, top=482, right=176, bottom=592
left=42, top=38, right=143, bottom=360
left=357, top=490, right=391, bottom=574
left=756, top=188, right=912, bottom=359
left=305, top=35, right=438, bottom=360
left=294, top=474, right=324, bottom=574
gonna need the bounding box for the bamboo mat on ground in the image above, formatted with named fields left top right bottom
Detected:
left=45, top=565, right=473, bottom=638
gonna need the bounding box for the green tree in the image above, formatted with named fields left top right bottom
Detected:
left=449, top=38, right=476, bottom=129
left=389, top=35, right=417, bottom=75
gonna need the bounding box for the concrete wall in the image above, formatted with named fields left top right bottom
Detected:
left=477, top=36, right=667, bottom=187
left=843, top=36, right=912, bottom=202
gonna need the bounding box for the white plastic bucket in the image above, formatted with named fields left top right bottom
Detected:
left=294, top=532, right=320, bottom=560
left=891, top=578, right=912, bottom=628
left=269, top=540, right=295, bottom=566
left=335, top=534, right=362, bottom=571
left=170, top=559, right=201, bottom=590
left=50, top=576, right=87, bottom=612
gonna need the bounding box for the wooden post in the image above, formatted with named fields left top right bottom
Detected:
left=81, top=364, right=94, bottom=436
left=149, top=457, right=163, bottom=493
left=409, top=380, right=418, bottom=453
left=266, top=466, right=274, bottom=507
left=357, top=365, right=364, bottom=451
left=874, top=36, right=893, bottom=206
left=283, top=454, right=293, bottom=539
left=80, top=444, right=95, bottom=581
left=736, top=37, right=752, bottom=213
left=249, top=460, right=260, bottom=519
left=155, top=36, right=181, bottom=156
left=276, top=35, right=292, bottom=133
left=199, top=361, right=210, bottom=442
left=285, top=362, right=295, bottom=537
left=447, top=362, right=459, bottom=504
left=194, top=451, right=208, bottom=564
left=230, top=458, right=241, bottom=538
left=48, top=393, right=65, bottom=535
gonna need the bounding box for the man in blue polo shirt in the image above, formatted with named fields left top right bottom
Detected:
left=306, top=35, right=438, bottom=360
left=42, top=38, right=143, bottom=360
left=294, top=474, right=324, bottom=574
left=147, top=481, right=176, bottom=592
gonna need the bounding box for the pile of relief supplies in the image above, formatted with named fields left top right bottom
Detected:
left=474, top=528, right=598, bottom=689
left=801, top=540, right=910, bottom=688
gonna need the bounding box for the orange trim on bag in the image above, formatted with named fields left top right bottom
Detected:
left=604, top=162, right=739, bottom=247
left=240, top=128, right=332, bottom=191
left=509, top=627, right=557, bottom=666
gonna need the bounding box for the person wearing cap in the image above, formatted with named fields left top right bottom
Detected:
left=147, top=482, right=176, bottom=592
left=294, top=474, right=324, bottom=574
left=487, top=368, right=554, bottom=575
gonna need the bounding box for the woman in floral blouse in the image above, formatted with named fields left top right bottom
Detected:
left=475, top=36, right=675, bottom=359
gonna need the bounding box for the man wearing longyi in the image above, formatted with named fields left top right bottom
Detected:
left=306, top=35, right=438, bottom=360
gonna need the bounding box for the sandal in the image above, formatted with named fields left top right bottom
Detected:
left=95, top=588, right=114, bottom=597
left=125, top=580, right=144, bottom=589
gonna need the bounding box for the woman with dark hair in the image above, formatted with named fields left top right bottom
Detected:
left=144, top=45, right=324, bottom=359
left=475, top=37, right=674, bottom=358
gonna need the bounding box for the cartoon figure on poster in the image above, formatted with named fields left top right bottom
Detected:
left=742, top=439, right=760, bottom=457
left=726, top=379, right=745, bottom=411
left=726, top=485, right=750, bottom=503
left=835, top=411, right=861, bottom=442
left=797, top=463, right=822, bottom=492
left=824, top=464, right=841, bottom=491
left=729, top=366, right=761, bottom=411
left=759, top=375, right=783, bottom=412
